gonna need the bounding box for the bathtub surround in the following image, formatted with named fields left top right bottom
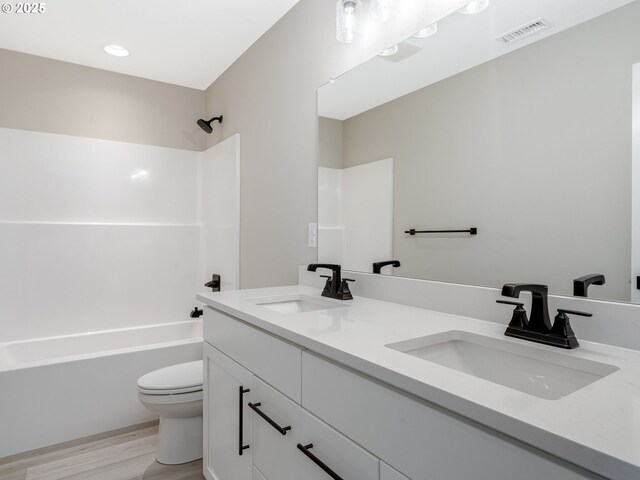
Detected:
left=0, top=127, right=200, bottom=342
left=199, top=134, right=241, bottom=292
left=0, top=125, right=240, bottom=457
left=204, top=0, right=471, bottom=288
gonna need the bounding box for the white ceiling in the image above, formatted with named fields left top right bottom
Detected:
left=0, top=0, right=300, bottom=90
left=319, top=0, right=637, bottom=120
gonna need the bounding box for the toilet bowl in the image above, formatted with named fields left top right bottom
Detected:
left=138, top=360, right=203, bottom=465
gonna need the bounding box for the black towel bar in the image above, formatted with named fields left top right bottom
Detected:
left=405, top=228, right=477, bottom=235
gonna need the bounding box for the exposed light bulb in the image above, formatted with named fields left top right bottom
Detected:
left=458, top=0, right=489, bottom=15
left=378, top=44, right=399, bottom=57
left=336, top=0, right=363, bottom=44
left=371, top=0, right=400, bottom=22
left=413, top=23, right=438, bottom=38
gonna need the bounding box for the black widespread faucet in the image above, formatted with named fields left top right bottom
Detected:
left=573, top=274, right=605, bottom=297
left=373, top=260, right=401, bottom=274
left=307, top=264, right=354, bottom=300
left=499, top=283, right=592, bottom=349
left=501, top=284, right=552, bottom=332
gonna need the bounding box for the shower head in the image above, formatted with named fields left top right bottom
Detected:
left=197, top=115, right=223, bottom=134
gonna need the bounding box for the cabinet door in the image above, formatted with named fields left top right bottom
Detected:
left=204, top=343, right=253, bottom=480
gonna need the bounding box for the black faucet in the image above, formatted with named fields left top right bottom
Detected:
left=573, top=274, right=605, bottom=297
left=373, top=260, right=400, bottom=274
left=501, top=284, right=552, bottom=332
left=499, top=283, right=591, bottom=349
left=307, top=264, right=354, bottom=300
left=190, top=307, right=203, bottom=318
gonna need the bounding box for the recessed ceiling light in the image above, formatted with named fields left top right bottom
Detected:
left=378, top=44, right=399, bottom=57
left=458, top=0, right=489, bottom=15
left=104, top=44, right=129, bottom=57
left=414, top=23, right=438, bottom=38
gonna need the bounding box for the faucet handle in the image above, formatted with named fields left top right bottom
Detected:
left=556, top=309, right=593, bottom=318
left=550, top=309, right=592, bottom=348
left=496, top=300, right=524, bottom=307
left=319, top=275, right=332, bottom=291
left=338, top=278, right=355, bottom=300
left=496, top=300, right=528, bottom=329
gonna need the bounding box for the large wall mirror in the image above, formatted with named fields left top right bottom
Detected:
left=318, top=0, right=640, bottom=304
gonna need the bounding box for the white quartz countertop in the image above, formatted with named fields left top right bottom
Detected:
left=197, top=285, right=640, bottom=480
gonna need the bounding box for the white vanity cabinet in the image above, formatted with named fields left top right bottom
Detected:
left=203, top=306, right=601, bottom=480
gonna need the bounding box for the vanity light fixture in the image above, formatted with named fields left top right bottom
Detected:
left=336, top=0, right=363, bottom=44
left=458, top=0, right=489, bottom=15
left=103, top=44, right=129, bottom=57
left=371, top=0, right=400, bottom=22
left=378, top=44, right=399, bottom=57
left=413, top=23, right=438, bottom=38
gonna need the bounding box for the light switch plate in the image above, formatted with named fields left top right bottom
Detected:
left=308, top=222, right=317, bottom=248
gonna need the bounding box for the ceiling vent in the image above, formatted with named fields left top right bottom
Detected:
left=497, top=18, right=554, bottom=46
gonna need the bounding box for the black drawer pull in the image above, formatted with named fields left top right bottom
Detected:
left=248, top=402, right=292, bottom=435
left=238, top=386, right=250, bottom=455
left=297, top=443, right=344, bottom=480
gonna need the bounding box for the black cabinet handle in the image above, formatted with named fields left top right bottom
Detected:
left=297, top=443, right=344, bottom=480
left=238, top=386, right=250, bottom=455
left=248, top=402, right=292, bottom=435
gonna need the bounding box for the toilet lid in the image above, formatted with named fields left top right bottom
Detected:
left=137, top=360, right=203, bottom=394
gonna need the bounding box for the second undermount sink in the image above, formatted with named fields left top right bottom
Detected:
left=250, top=294, right=344, bottom=314
left=386, top=331, right=618, bottom=400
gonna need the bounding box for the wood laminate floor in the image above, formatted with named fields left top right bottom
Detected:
left=0, top=424, right=205, bottom=480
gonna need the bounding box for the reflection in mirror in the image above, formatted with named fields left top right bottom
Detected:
left=318, top=0, right=640, bottom=303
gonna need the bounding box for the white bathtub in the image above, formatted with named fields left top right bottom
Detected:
left=0, top=321, right=203, bottom=458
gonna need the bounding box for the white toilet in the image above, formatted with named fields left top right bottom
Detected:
left=137, top=360, right=204, bottom=465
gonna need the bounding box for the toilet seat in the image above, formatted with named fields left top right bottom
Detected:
left=138, top=389, right=203, bottom=405
left=137, top=360, right=203, bottom=396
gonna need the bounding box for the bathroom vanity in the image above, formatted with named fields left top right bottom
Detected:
left=198, top=285, right=640, bottom=480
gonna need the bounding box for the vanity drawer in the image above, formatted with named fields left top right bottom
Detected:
left=299, top=410, right=379, bottom=480
left=204, top=307, right=301, bottom=402
left=301, top=352, right=598, bottom=480
left=252, top=377, right=306, bottom=480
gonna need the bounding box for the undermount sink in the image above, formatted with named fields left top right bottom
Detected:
left=250, top=294, right=343, bottom=314
left=386, top=331, right=618, bottom=400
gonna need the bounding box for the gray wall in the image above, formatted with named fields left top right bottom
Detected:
left=0, top=49, right=205, bottom=151
left=340, top=2, right=640, bottom=301
left=204, top=0, right=470, bottom=288
left=318, top=117, right=343, bottom=169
